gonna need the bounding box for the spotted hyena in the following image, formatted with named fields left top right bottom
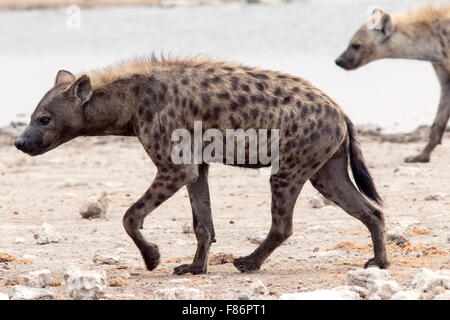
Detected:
left=15, top=55, right=389, bottom=274
left=336, top=4, right=450, bottom=163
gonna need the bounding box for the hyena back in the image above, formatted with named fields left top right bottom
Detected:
left=336, top=4, right=450, bottom=163
left=15, top=56, right=388, bottom=274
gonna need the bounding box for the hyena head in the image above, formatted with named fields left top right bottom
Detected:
left=15, top=70, right=92, bottom=156
left=335, top=10, right=394, bottom=70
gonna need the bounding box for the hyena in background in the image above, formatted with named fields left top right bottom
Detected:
left=15, top=55, right=389, bottom=274
left=336, top=4, right=450, bottom=163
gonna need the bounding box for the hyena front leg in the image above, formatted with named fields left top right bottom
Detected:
left=405, top=96, right=450, bottom=163
left=405, top=66, right=450, bottom=163
left=174, top=164, right=216, bottom=275
left=233, top=172, right=304, bottom=272
left=122, top=165, right=198, bottom=271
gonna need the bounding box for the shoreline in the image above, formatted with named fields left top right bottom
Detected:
left=0, top=0, right=275, bottom=11
left=1, top=119, right=447, bottom=145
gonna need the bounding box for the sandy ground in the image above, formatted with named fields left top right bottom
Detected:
left=0, top=129, right=449, bottom=300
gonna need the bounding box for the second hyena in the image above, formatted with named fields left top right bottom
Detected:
left=15, top=55, right=389, bottom=274
left=336, top=4, right=450, bottom=163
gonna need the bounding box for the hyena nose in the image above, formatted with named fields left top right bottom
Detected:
left=335, top=57, right=344, bottom=67
left=14, top=138, right=25, bottom=150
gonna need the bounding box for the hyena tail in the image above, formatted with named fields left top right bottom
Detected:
left=344, top=115, right=383, bottom=206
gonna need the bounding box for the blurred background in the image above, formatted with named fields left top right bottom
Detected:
left=0, top=0, right=447, bottom=132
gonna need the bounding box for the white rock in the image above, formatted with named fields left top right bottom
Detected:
left=398, top=219, right=420, bottom=228
left=280, top=289, right=360, bottom=300
left=115, top=247, right=128, bottom=254
left=24, top=269, right=53, bottom=288
left=154, top=286, right=204, bottom=300
left=387, top=225, right=411, bottom=245
left=79, top=192, right=108, bottom=219
left=250, top=280, right=268, bottom=295
left=234, top=290, right=250, bottom=300
left=56, top=178, right=86, bottom=188
left=390, top=290, right=421, bottom=300
left=14, top=238, right=25, bottom=244
left=93, top=254, right=119, bottom=265
left=8, top=285, right=54, bottom=300
left=222, top=288, right=250, bottom=300
left=369, top=280, right=401, bottom=300
left=309, top=195, right=325, bottom=209
left=412, top=268, right=450, bottom=290
left=412, top=268, right=450, bottom=299
left=434, top=291, right=450, bottom=300
left=182, top=222, right=193, bottom=234
left=64, top=267, right=107, bottom=300
left=33, top=222, right=62, bottom=245
left=313, top=250, right=340, bottom=258
left=306, top=225, right=328, bottom=233
left=393, top=166, right=423, bottom=176
left=347, top=267, right=391, bottom=288
left=169, top=278, right=191, bottom=284
left=100, top=181, right=125, bottom=188
left=0, top=292, right=9, bottom=300
left=248, top=232, right=266, bottom=245
left=119, top=271, right=131, bottom=280
left=335, top=286, right=369, bottom=299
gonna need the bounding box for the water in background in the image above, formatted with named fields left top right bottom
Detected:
left=0, top=0, right=447, bottom=132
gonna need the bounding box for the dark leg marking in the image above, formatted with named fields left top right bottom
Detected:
left=233, top=173, right=303, bottom=272
left=174, top=164, right=216, bottom=275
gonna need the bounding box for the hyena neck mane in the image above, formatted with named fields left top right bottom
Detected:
left=77, top=55, right=244, bottom=137
left=387, top=4, right=450, bottom=62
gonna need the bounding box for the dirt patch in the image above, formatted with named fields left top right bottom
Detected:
left=209, top=252, right=236, bottom=265
left=0, top=253, right=16, bottom=263
left=411, top=227, right=433, bottom=235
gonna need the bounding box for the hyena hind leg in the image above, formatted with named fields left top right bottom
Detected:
left=310, top=146, right=389, bottom=269
left=174, top=164, right=216, bottom=275
left=233, top=173, right=304, bottom=272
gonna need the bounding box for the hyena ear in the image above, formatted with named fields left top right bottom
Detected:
left=66, top=75, right=93, bottom=105
left=55, top=70, right=75, bottom=86
left=380, top=13, right=394, bottom=38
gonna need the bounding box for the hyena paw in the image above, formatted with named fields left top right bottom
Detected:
left=140, top=244, right=161, bottom=271
left=404, top=153, right=430, bottom=163
left=364, top=257, right=390, bottom=269
left=233, top=256, right=261, bottom=273
left=173, top=263, right=206, bottom=275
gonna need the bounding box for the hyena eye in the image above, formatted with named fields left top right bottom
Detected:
left=351, top=43, right=361, bottom=50
left=39, top=116, right=51, bottom=126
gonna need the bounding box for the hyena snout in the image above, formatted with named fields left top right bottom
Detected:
left=14, top=128, right=47, bottom=156
left=335, top=53, right=356, bottom=70
left=335, top=55, right=346, bottom=68
left=14, top=137, right=26, bottom=151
